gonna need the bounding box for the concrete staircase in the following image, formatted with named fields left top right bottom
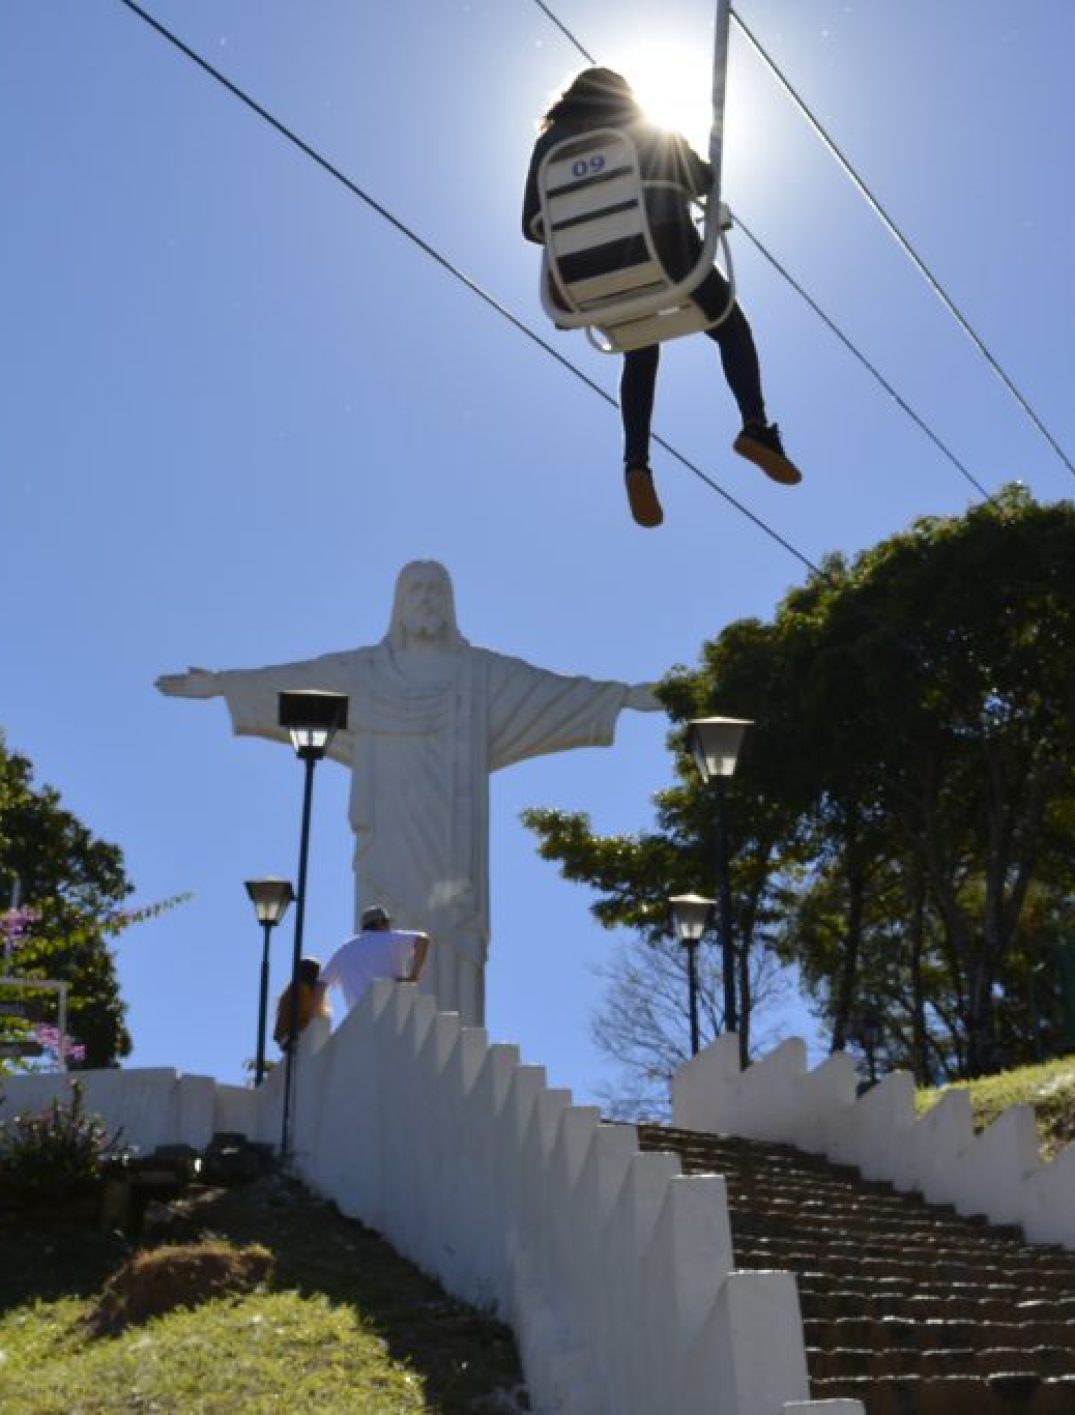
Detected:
left=637, top=1123, right=1075, bottom=1415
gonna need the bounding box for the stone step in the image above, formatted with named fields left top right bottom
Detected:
left=734, top=1237, right=1068, bottom=1277
left=729, top=1211, right=1058, bottom=1257
left=663, top=1150, right=1037, bottom=1239
left=732, top=1246, right=1075, bottom=1292
left=733, top=1194, right=1030, bottom=1242
left=721, top=1185, right=1033, bottom=1223
left=636, top=1123, right=1075, bottom=1412
left=733, top=1236, right=1075, bottom=1282
left=739, top=1209, right=1035, bottom=1250
left=809, top=1372, right=1075, bottom=1414
left=803, top=1314, right=1075, bottom=1357
left=667, top=1153, right=898, bottom=1192
left=799, top=1289, right=1075, bottom=1328
left=724, top=1185, right=978, bottom=1220
left=808, top=1345, right=1075, bottom=1380
left=782, top=1272, right=1072, bottom=1311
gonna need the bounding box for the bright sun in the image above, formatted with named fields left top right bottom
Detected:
left=611, top=41, right=715, bottom=146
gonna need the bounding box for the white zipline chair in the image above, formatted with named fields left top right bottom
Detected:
left=533, top=126, right=735, bottom=354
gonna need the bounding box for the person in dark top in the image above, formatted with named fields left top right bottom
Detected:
left=273, top=956, right=330, bottom=1052
left=522, top=67, right=802, bottom=528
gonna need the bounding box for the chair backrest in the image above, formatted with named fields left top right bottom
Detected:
left=536, top=129, right=669, bottom=315
left=535, top=127, right=726, bottom=352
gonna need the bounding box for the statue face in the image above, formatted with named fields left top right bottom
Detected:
left=400, top=570, right=450, bottom=643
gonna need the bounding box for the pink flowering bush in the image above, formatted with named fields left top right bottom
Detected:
left=0, top=906, right=37, bottom=952
left=31, top=1024, right=87, bottom=1064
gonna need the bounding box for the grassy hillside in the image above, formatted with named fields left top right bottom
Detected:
left=916, top=1055, right=1075, bottom=1160
left=0, top=1175, right=526, bottom=1413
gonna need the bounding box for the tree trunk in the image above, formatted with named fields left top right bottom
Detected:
left=737, top=932, right=751, bottom=1069
left=831, top=817, right=865, bottom=1054
left=907, top=871, right=929, bottom=1083
left=965, top=956, right=997, bottom=1076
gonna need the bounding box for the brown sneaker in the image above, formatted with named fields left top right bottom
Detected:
left=625, top=466, right=664, bottom=527
left=733, top=422, right=803, bottom=485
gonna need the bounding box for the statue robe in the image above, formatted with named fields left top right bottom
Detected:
left=214, top=639, right=636, bottom=1024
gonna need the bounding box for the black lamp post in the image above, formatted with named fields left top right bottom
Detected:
left=687, top=716, right=752, bottom=1039
left=244, top=877, right=295, bottom=1086
left=670, top=892, right=715, bottom=1057
left=278, top=689, right=348, bottom=1159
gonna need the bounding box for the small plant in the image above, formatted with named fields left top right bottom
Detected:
left=0, top=1078, right=117, bottom=1202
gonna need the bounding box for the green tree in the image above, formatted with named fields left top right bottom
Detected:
left=811, top=486, right=1075, bottom=1074
left=524, top=485, right=1075, bottom=1096
left=0, top=736, right=180, bottom=1069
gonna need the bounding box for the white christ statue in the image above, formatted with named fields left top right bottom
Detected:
left=157, top=560, right=661, bottom=1025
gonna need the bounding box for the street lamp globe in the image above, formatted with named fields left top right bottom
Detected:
left=669, top=892, right=715, bottom=943
left=687, top=715, right=753, bottom=1046
left=245, top=877, right=295, bottom=1087
left=669, top=892, right=715, bottom=1058
left=244, top=877, right=295, bottom=928
left=277, top=690, right=349, bottom=759
left=687, top=716, right=752, bottom=781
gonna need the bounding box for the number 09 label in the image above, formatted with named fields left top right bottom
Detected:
left=572, top=154, right=606, bottom=180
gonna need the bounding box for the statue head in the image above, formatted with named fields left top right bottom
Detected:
left=386, top=561, right=465, bottom=651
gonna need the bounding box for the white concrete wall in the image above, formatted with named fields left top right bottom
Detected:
left=0, top=1065, right=237, bottom=1153
left=672, top=1034, right=1075, bottom=1250
left=1, top=1001, right=863, bottom=1414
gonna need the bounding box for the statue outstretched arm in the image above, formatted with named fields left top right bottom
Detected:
left=625, top=683, right=663, bottom=713
left=488, top=653, right=666, bottom=771
left=156, top=652, right=358, bottom=766
left=156, top=667, right=220, bottom=699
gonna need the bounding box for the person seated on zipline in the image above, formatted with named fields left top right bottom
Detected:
left=522, top=67, right=802, bottom=528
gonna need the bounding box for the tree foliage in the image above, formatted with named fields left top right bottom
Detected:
left=525, top=486, right=1075, bottom=1100
left=0, top=736, right=181, bottom=1069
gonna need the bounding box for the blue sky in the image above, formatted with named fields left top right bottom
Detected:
left=3, top=0, right=1073, bottom=1101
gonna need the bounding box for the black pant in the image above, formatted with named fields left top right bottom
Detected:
left=620, top=234, right=767, bottom=469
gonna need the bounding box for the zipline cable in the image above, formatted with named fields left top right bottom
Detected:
left=530, top=0, right=1073, bottom=485
left=728, top=7, right=1075, bottom=483
left=732, top=214, right=992, bottom=499
left=109, top=0, right=1034, bottom=758
left=524, top=1, right=1047, bottom=747
left=526, top=2, right=991, bottom=500
left=531, top=0, right=595, bottom=63
left=112, top=0, right=825, bottom=578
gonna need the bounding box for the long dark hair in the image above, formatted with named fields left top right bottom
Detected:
left=539, top=67, right=642, bottom=133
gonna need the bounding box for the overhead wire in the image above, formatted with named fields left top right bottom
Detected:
left=732, top=215, right=992, bottom=499
left=728, top=7, right=1075, bottom=483
left=532, top=0, right=595, bottom=62
left=107, top=0, right=1042, bottom=757
left=114, top=0, right=992, bottom=536
left=525, top=2, right=1063, bottom=871
left=112, top=0, right=825, bottom=578
left=531, top=0, right=1073, bottom=489
left=526, top=0, right=1067, bottom=806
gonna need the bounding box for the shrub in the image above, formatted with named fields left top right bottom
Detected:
left=0, top=1079, right=117, bottom=1202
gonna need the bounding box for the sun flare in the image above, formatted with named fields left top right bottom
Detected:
left=611, top=41, right=715, bottom=146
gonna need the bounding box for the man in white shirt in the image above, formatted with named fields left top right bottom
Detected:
left=320, top=905, right=431, bottom=1018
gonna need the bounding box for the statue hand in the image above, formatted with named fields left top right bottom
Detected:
left=156, top=667, right=219, bottom=699
left=626, top=683, right=663, bottom=713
